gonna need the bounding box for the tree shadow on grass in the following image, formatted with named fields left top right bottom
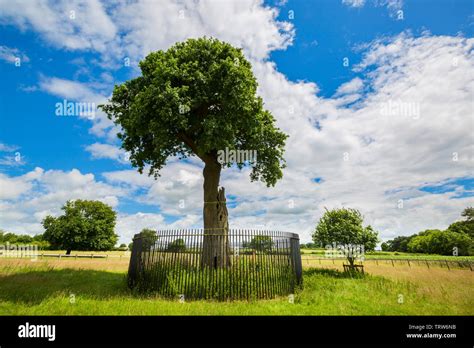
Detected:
left=0, top=268, right=130, bottom=305
left=303, top=268, right=366, bottom=279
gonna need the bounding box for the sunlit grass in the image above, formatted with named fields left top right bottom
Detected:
left=0, top=258, right=472, bottom=315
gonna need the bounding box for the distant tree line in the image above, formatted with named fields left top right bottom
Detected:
left=0, top=230, right=49, bottom=250
left=381, top=207, right=473, bottom=256
left=300, top=242, right=319, bottom=249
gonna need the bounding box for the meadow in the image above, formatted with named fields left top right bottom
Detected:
left=0, top=254, right=472, bottom=315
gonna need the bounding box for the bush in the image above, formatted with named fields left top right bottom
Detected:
left=408, top=229, right=472, bottom=255
left=42, top=199, right=117, bottom=254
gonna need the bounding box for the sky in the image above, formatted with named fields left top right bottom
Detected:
left=0, top=0, right=473, bottom=245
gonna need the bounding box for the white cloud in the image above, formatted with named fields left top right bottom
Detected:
left=0, top=169, right=40, bottom=200
left=0, top=167, right=128, bottom=235
left=38, top=76, right=115, bottom=137
left=334, top=77, right=364, bottom=96
left=0, top=0, right=116, bottom=52
left=85, top=143, right=128, bottom=163
left=0, top=143, right=19, bottom=152
left=112, top=0, right=294, bottom=62
left=103, top=161, right=205, bottom=216
left=115, top=212, right=165, bottom=244
left=0, top=45, right=29, bottom=64
left=343, top=0, right=404, bottom=15
left=39, top=76, right=101, bottom=102
left=342, top=0, right=366, bottom=8
left=0, top=0, right=294, bottom=67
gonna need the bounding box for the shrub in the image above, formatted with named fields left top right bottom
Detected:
left=408, top=229, right=472, bottom=255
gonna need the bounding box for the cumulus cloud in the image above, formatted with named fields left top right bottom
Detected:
left=85, top=143, right=129, bottom=163
left=0, top=168, right=126, bottom=234
left=0, top=0, right=293, bottom=67
left=112, top=0, right=294, bottom=62
left=0, top=0, right=117, bottom=52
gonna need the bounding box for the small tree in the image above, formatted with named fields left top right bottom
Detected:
left=42, top=200, right=117, bottom=255
left=313, top=208, right=379, bottom=269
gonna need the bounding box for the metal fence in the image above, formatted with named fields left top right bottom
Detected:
left=128, top=229, right=303, bottom=300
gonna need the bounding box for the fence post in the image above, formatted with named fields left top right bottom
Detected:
left=128, top=233, right=144, bottom=288
left=289, top=235, right=303, bottom=286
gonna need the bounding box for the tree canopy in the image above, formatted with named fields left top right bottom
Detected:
left=0, top=230, right=48, bottom=249
left=42, top=200, right=117, bottom=254
left=312, top=208, right=379, bottom=265
left=138, top=228, right=158, bottom=250
left=380, top=235, right=413, bottom=252
left=100, top=37, right=287, bottom=186
left=407, top=229, right=471, bottom=255
left=447, top=206, right=474, bottom=238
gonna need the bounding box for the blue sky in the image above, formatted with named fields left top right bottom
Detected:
left=0, top=0, right=473, bottom=244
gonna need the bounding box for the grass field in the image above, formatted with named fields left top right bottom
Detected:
left=0, top=257, right=472, bottom=315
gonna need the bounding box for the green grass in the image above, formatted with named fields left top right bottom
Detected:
left=0, top=263, right=472, bottom=315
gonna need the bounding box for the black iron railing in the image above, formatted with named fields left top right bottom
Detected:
left=128, top=229, right=303, bottom=300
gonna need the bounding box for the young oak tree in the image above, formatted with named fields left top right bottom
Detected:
left=100, top=38, right=287, bottom=268
left=312, top=208, right=379, bottom=269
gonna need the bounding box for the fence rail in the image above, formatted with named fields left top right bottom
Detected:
left=128, top=229, right=303, bottom=300
left=301, top=256, right=473, bottom=270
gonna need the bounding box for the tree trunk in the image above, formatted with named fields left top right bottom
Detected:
left=201, top=161, right=231, bottom=268
left=347, top=256, right=355, bottom=270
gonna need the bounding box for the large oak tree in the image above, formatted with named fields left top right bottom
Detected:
left=100, top=38, right=287, bottom=268
left=42, top=200, right=118, bottom=255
